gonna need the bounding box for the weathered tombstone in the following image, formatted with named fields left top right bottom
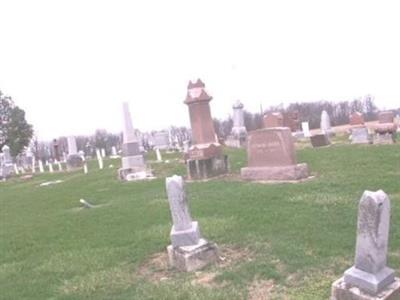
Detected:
left=226, top=100, right=247, bottom=148
left=372, top=111, right=397, bottom=144
left=13, top=164, right=19, bottom=175
left=153, top=132, right=170, bottom=150
left=321, top=110, right=334, bottom=136
left=350, top=112, right=365, bottom=126
left=57, top=160, right=62, bottom=171
left=48, top=162, right=54, bottom=173
left=165, top=175, right=219, bottom=272
left=155, top=148, right=162, bottom=162
left=31, top=157, right=36, bottom=173
left=101, top=148, right=106, bottom=158
left=331, top=190, right=400, bottom=299
left=301, top=121, right=311, bottom=137
left=184, top=79, right=228, bottom=180
left=118, top=102, right=151, bottom=180
left=283, top=111, right=301, bottom=132
left=241, top=128, right=309, bottom=181
left=96, top=149, right=104, bottom=170
left=310, top=133, right=330, bottom=147
left=66, top=136, right=83, bottom=170
left=53, top=139, right=60, bottom=162
left=110, top=146, right=119, bottom=158
left=0, top=145, right=13, bottom=178
left=38, top=160, right=44, bottom=173
left=83, top=162, right=88, bottom=174
left=263, top=112, right=283, bottom=128
left=183, top=140, right=190, bottom=153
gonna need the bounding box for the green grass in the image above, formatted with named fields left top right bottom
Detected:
left=1, top=140, right=399, bottom=299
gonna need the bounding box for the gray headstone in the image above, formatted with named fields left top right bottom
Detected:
left=166, top=175, right=201, bottom=247
left=231, top=100, right=247, bottom=138
left=351, top=127, right=370, bottom=144
left=320, top=110, right=332, bottom=134
left=67, top=136, right=78, bottom=155
left=344, top=190, right=395, bottom=295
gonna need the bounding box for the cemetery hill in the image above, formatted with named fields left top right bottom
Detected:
left=1, top=85, right=400, bottom=299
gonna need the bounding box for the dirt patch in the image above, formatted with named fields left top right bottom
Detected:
left=248, top=279, right=276, bottom=300
left=136, top=252, right=172, bottom=283
left=137, top=245, right=253, bottom=286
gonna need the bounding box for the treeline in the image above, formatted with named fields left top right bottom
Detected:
left=214, top=95, right=389, bottom=138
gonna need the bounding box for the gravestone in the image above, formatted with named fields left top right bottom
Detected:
left=331, top=190, right=400, bottom=299
left=372, top=111, right=397, bottom=144
left=96, top=149, right=103, bottom=169
left=118, top=102, right=152, bottom=180
left=310, top=133, right=330, bottom=147
left=155, top=148, right=162, bottom=162
left=283, top=111, right=301, bottom=132
left=263, top=112, right=283, bottom=128
left=38, top=160, right=44, bottom=173
left=350, top=112, right=369, bottom=144
left=165, top=175, right=218, bottom=272
left=101, top=148, right=106, bottom=158
left=241, top=128, right=309, bottom=181
left=0, top=145, right=13, bottom=179
left=66, top=136, right=83, bottom=170
left=321, top=110, right=334, bottom=136
left=153, top=132, right=170, bottom=150
left=225, top=100, right=247, bottom=148
left=350, top=112, right=365, bottom=126
left=184, top=79, right=228, bottom=180
left=53, top=139, right=60, bottom=161
left=110, top=146, right=119, bottom=158
left=301, top=122, right=311, bottom=137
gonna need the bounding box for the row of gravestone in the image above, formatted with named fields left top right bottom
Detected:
left=164, top=175, right=399, bottom=299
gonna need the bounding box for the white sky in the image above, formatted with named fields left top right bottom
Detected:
left=1, top=0, right=399, bottom=140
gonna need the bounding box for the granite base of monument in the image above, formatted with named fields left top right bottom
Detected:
left=187, top=155, right=228, bottom=180
left=331, top=277, right=400, bottom=300
left=118, top=168, right=153, bottom=181
left=66, top=154, right=84, bottom=170
left=310, top=134, right=331, bottom=147
left=167, top=238, right=219, bottom=272
left=241, top=163, right=309, bottom=181
left=374, top=133, right=395, bottom=144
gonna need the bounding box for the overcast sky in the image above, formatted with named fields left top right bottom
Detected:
left=1, top=0, right=399, bottom=140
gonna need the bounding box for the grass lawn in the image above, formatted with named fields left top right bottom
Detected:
left=1, top=139, right=399, bottom=299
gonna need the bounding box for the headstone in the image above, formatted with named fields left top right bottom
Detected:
left=184, top=79, right=228, bottom=180
left=351, top=127, right=370, bottom=144
left=110, top=146, right=119, bottom=158
left=156, top=148, right=162, bottom=162
left=13, top=164, right=19, bottom=175
left=57, top=160, right=62, bottom=171
left=321, top=110, right=334, bottom=136
left=310, top=133, right=330, bottom=147
left=48, top=162, right=54, bottom=173
left=331, top=190, right=400, bottom=299
left=301, top=122, right=311, bottom=138
left=372, top=111, right=397, bottom=144
left=96, top=149, right=103, bottom=170
left=350, top=112, right=365, bottom=126
left=83, top=162, right=88, bottom=174
left=66, top=136, right=83, bottom=170
left=118, top=102, right=151, bottom=180
left=283, top=111, right=301, bottom=132
left=153, top=132, right=170, bottom=150
left=31, top=157, right=36, bottom=173
left=101, top=148, right=106, bottom=158
left=0, top=145, right=13, bottom=178
left=38, top=160, right=44, bottom=173
left=226, top=100, right=247, bottom=148
left=53, top=139, right=60, bottom=161
left=263, top=112, right=283, bottom=128
left=241, top=128, right=309, bottom=181
left=165, top=175, right=218, bottom=272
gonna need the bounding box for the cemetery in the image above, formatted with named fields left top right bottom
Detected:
left=1, top=84, right=399, bottom=299
left=1, top=2, right=400, bottom=298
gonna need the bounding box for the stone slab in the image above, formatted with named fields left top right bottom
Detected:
left=344, top=266, right=396, bottom=295
left=351, top=127, right=370, bottom=144
left=374, top=133, right=395, bottom=144
left=241, top=163, right=309, bottom=181
left=310, top=134, right=331, bottom=147
left=171, top=221, right=201, bottom=247
left=247, top=127, right=297, bottom=167
left=331, top=277, right=400, bottom=300
left=167, top=239, right=219, bottom=272
left=121, top=155, right=146, bottom=170
left=66, top=154, right=84, bottom=170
